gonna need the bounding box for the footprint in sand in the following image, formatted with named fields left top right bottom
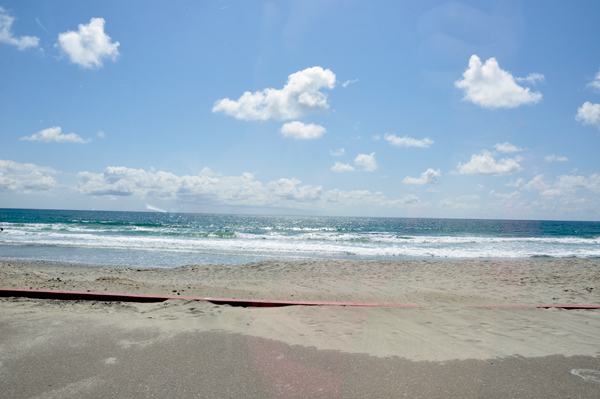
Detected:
left=571, top=369, right=600, bottom=383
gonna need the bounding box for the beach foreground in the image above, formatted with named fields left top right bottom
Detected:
left=1, top=259, right=600, bottom=398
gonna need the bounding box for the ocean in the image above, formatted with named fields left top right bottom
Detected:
left=0, top=208, right=599, bottom=268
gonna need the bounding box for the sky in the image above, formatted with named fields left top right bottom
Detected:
left=1, top=0, right=600, bottom=220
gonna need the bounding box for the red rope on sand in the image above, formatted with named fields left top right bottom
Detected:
left=0, top=288, right=420, bottom=307
left=2, top=288, right=599, bottom=309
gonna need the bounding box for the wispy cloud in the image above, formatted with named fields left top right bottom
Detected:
left=587, top=69, right=600, bottom=91
left=35, top=17, right=48, bottom=33
left=545, top=154, right=568, bottom=162
left=329, top=148, right=345, bottom=157
left=515, top=73, right=545, bottom=84
left=384, top=134, right=433, bottom=148
left=0, top=7, right=40, bottom=50
left=494, top=142, right=524, bottom=153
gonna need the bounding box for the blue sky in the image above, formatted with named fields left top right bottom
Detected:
left=1, top=0, right=600, bottom=220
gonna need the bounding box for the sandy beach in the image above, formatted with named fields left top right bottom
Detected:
left=1, top=259, right=600, bottom=398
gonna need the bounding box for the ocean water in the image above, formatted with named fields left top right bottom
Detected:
left=0, top=208, right=599, bottom=268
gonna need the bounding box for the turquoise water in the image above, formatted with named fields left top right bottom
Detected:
left=1, top=208, right=599, bottom=268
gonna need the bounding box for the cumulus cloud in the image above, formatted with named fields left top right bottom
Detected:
left=57, top=18, right=120, bottom=69
left=576, top=102, right=600, bottom=129
left=384, top=134, right=433, bottom=148
left=0, top=159, right=58, bottom=193
left=329, top=148, right=345, bottom=157
left=457, top=150, right=521, bottom=175
left=19, top=126, right=91, bottom=143
left=545, top=154, right=568, bottom=162
left=331, top=153, right=377, bottom=173
left=280, top=121, right=326, bottom=139
left=77, top=166, right=323, bottom=203
left=455, top=55, right=542, bottom=108
left=331, top=162, right=355, bottom=172
left=403, top=168, right=441, bottom=185
left=587, top=69, right=600, bottom=91
left=354, top=152, right=377, bottom=172
left=77, top=165, right=418, bottom=210
left=493, top=142, right=523, bottom=153
left=212, top=66, right=336, bottom=121
left=97, top=131, right=106, bottom=138
left=0, top=7, right=39, bottom=50
left=523, top=173, right=600, bottom=197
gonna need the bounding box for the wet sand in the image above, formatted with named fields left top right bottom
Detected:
left=1, top=259, right=600, bottom=397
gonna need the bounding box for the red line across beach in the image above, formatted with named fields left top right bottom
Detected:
left=2, top=288, right=600, bottom=309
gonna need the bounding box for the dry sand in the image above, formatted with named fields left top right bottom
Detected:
left=1, top=259, right=600, bottom=398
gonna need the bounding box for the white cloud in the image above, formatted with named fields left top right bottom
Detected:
left=19, top=126, right=91, bottom=143
left=57, top=18, right=120, bottom=69
left=507, top=178, right=525, bottom=188
left=545, top=154, right=568, bottom=162
left=78, top=166, right=323, bottom=203
left=489, top=190, right=520, bottom=199
left=331, top=152, right=378, bottom=173
left=439, top=195, right=480, bottom=210
left=515, top=73, right=545, bottom=84
left=403, top=168, right=441, bottom=185
left=454, top=55, right=543, bottom=108
left=329, top=148, right=345, bottom=157
left=552, top=174, right=600, bottom=196
left=331, top=162, right=355, bottom=172
left=77, top=165, right=418, bottom=210
left=212, top=66, right=336, bottom=121
left=0, top=7, right=39, bottom=50
left=323, top=190, right=420, bottom=207
left=97, top=131, right=106, bottom=138
left=587, top=69, right=600, bottom=91
left=457, top=150, right=521, bottom=175
left=280, top=121, right=326, bottom=140
left=0, top=159, right=58, bottom=193
left=523, top=174, right=549, bottom=193
left=576, top=102, right=600, bottom=129
left=493, top=142, right=523, bottom=153
left=342, top=79, right=358, bottom=88
left=522, top=173, right=600, bottom=197
left=354, top=152, right=377, bottom=172
left=384, top=134, right=434, bottom=148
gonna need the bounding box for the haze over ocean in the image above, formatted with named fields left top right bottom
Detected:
left=1, top=209, right=598, bottom=268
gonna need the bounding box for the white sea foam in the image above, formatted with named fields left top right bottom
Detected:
left=2, top=221, right=600, bottom=260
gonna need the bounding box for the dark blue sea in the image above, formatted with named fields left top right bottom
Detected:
left=0, top=208, right=599, bottom=268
